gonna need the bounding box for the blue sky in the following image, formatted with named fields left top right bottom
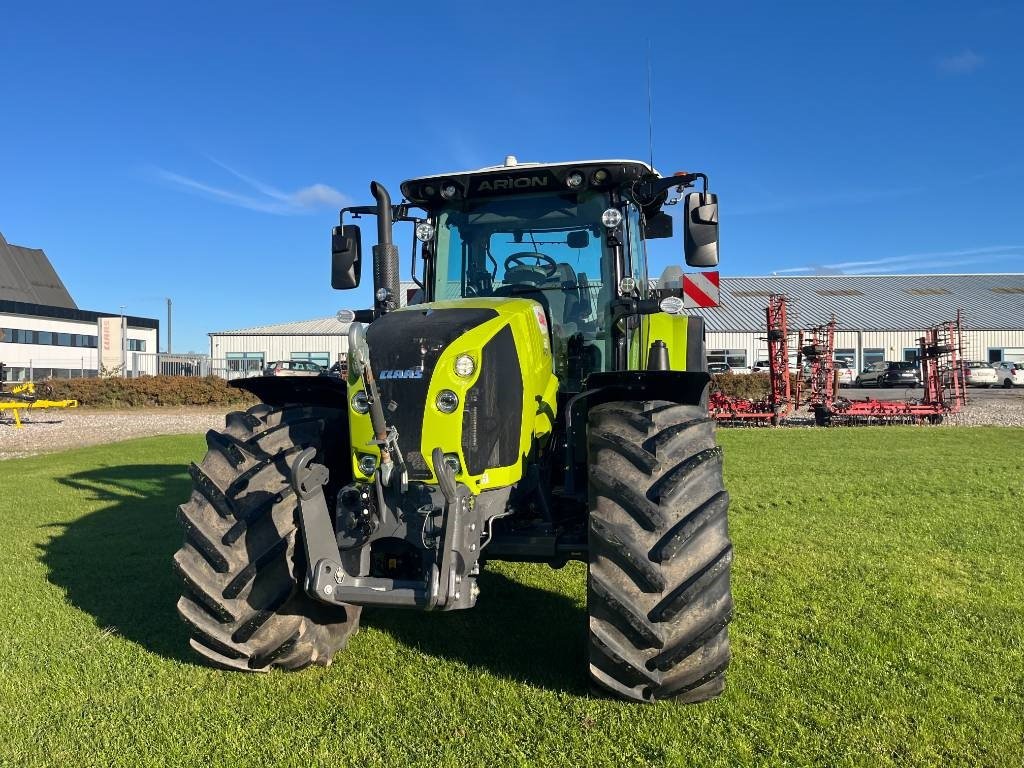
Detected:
left=2, top=1, right=1021, bottom=353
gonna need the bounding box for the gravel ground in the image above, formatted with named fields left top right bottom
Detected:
left=2, top=391, right=1022, bottom=460
left=0, top=408, right=227, bottom=460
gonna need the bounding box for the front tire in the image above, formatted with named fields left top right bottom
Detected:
left=173, top=403, right=361, bottom=671
left=586, top=400, right=732, bottom=703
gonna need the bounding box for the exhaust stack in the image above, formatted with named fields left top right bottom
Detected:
left=370, top=181, right=400, bottom=313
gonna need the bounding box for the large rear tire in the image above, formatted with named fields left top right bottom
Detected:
left=586, top=400, right=732, bottom=703
left=174, top=403, right=361, bottom=671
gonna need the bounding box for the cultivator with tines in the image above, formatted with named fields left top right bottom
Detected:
left=815, top=316, right=966, bottom=426
left=797, top=317, right=837, bottom=411
left=710, top=294, right=793, bottom=425
left=0, top=377, right=79, bottom=428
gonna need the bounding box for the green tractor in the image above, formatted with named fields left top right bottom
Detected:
left=173, top=157, right=732, bottom=703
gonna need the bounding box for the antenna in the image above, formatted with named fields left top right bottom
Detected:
left=647, top=39, right=655, bottom=169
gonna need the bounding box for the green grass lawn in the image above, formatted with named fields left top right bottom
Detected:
left=1, top=428, right=1022, bottom=767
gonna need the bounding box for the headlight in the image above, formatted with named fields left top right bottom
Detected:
left=415, top=222, right=435, bottom=242
left=351, top=390, right=369, bottom=414
left=436, top=389, right=459, bottom=413
left=565, top=171, right=585, bottom=189
left=602, top=208, right=623, bottom=228
left=358, top=454, right=378, bottom=475
left=454, top=354, right=476, bottom=378
left=440, top=183, right=457, bottom=200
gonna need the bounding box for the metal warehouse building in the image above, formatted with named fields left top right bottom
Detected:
left=209, top=316, right=351, bottom=378
left=0, top=230, right=158, bottom=381
left=683, top=273, right=1024, bottom=370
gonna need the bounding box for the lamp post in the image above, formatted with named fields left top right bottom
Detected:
left=120, top=304, right=127, bottom=378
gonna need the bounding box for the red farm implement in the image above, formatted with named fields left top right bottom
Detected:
left=814, top=316, right=967, bottom=426
left=710, top=294, right=793, bottom=425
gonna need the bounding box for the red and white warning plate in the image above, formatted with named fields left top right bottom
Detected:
left=683, top=271, right=720, bottom=308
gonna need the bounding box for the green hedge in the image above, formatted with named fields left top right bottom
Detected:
left=711, top=372, right=800, bottom=399
left=39, top=376, right=259, bottom=409
left=35, top=372, right=789, bottom=409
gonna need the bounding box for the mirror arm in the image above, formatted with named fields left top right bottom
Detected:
left=636, top=172, right=707, bottom=205
left=611, top=298, right=660, bottom=323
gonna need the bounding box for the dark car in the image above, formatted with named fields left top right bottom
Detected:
left=856, top=360, right=920, bottom=388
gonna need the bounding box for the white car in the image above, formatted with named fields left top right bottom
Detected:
left=994, top=361, right=1024, bottom=388
left=801, top=361, right=854, bottom=387
left=963, top=361, right=998, bottom=388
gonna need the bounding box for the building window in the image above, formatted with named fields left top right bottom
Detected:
left=128, top=339, right=147, bottom=352
left=226, top=352, right=265, bottom=374
left=834, top=347, right=856, bottom=366
left=291, top=352, right=330, bottom=368
left=862, top=348, right=884, bottom=367
left=0, top=327, right=99, bottom=347
left=903, top=348, right=919, bottom=362
left=708, top=349, right=747, bottom=368
left=988, top=348, right=1003, bottom=363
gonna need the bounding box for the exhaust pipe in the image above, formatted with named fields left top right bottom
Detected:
left=370, top=181, right=400, bottom=312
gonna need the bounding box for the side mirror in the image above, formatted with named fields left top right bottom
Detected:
left=683, top=191, right=719, bottom=267
left=566, top=230, right=590, bottom=249
left=643, top=211, right=673, bottom=239
left=331, top=224, right=362, bottom=289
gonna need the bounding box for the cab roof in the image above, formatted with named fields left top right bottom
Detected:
left=400, top=158, right=662, bottom=207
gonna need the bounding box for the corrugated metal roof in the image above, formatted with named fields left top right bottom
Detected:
left=210, top=316, right=350, bottom=336
left=0, top=231, right=77, bottom=308
left=675, top=273, right=1024, bottom=331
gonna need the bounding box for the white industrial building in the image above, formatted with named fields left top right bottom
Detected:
left=209, top=316, right=351, bottom=379
left=681, top=273, right=1024, bottom=370
left=207, top=273, right=1024, bottom=379
left=0, top=231, right=159, bottom=381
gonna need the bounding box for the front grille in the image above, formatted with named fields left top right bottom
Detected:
left=462, top=325, right=523, bottom=475
left=366, top=307, right=498, bottom=479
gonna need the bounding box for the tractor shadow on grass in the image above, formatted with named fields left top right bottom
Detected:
left=41, top=462, right=590, bottom=692
left=41, top=463, right=195, bottom=664
left=361, top=570, right=589, bottom=695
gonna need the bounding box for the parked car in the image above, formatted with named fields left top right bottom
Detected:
left=263, top=360, right=325, bottom=377
left=800, top=361, right=854, bottom=388
left=855, top=361, right=921, bottom=388
left=966, top=361, right=998, bottom=387
left=944, top=361, right=998, bottom=388
left=708, top=363, right=732, bottom=374
left=994, top=361, right=1024, bottom=388
left=321, top=360, right=348, bottom=378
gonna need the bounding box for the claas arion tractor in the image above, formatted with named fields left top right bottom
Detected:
left=173, top=157, right=732, bottom=703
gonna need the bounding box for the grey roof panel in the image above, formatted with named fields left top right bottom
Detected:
left=0, top=231, right=77, bottom=308
left=209, top=316, right=351, bottom=336
left=674, top=273, right=1024, bottom=331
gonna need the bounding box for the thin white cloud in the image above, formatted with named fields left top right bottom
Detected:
left=844, top=257, right=991, bottom=275
left=937, top=49, right=984, bottom=74
left=154, top=160, right=348, bottom=215
left=770, top=245, right=1024, bottom=277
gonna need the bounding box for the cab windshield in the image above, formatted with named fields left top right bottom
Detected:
left=433, top=191, right=615, bottom=380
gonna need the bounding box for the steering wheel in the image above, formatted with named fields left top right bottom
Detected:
left=504, top=252, right=558, bottom=278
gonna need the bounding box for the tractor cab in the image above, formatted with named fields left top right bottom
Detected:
left=333, top=157, right=720, bottom=391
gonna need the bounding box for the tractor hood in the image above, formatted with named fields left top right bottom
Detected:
left=348, top=298, right=559, bottom=491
